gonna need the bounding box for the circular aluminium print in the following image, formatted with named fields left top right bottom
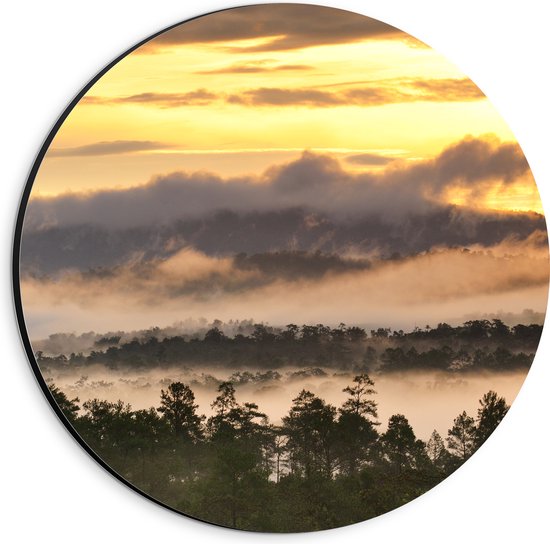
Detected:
left=14, top=3, right=548, bottom=533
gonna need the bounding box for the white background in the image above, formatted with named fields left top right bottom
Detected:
left=2, top=1, right=549, bottom=541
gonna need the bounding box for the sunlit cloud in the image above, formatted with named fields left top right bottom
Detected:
left=345, top=153, right=396, bottom=166
left=49, top=140, right=173, bottom=157
left=21, top=241, right=549, bottom=337
left=81, top=89, right=217, bottom=108
left=195, top=60, right=313, bottom=74
left=82, top=78, right=484, bottom=109
left=144, top=4, right=406, bottom=53
left=25, top=136, right=536, bottom=231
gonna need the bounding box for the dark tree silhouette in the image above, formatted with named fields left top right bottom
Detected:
left=157, top=382, right=204, bottom=441
left=337, top=374, right=379, bottom=475
left=48, top=383, right=80, bottom=423
left=380, top=414, right=426, bottom=473
left=283, top=390, right=338, bottom=478
left=341, top=373, right=378, bottom=419
left=447, top=411, right=476, bottom=460
left=211, top=381, right=238, bottom=417
left=37, top=319, right=541, bottom=374
left=46, top=377, right=512, bottom=532
left=426, top=430, right=450, bottom=470
left=475, top=390, right=509, bottom=447
left=202, top=381, right=272, bottom=529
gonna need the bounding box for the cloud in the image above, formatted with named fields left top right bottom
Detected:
left=24, top=249, right=374, bottom=301
left=408, top=78, right=486, bottom=101
left=378, top=136, right=531, bottom=204
left=229, top=78, right=483, bottom=107
left=22, top=135, right=544, bottom=285
left=195, top=60, right=313, bottom=74
left=428, top=136, right=529, bottom=186
left=20, top=208, right=546, bottom=276
left=81, top=89, right=217, bottom=108
left=20, top=243, right=549, bottom=338
left=145, top=4, right=404, bottom=53
left=345, top=153, right=396, bottom=166
left=25, top=136, right=537, bottom=233
left=83, top=78, right=483, bottom=109
left=48, top=140, right=171, bottom=157
left=227, top=87, right=346, bottom=107
left=233, top=251, right=371, bottom=280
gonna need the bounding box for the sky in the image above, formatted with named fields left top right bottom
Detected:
left=31, top=4, right=539, bottom=211
left=20, top=4, right=548, bottom=339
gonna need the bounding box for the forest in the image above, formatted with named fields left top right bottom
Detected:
left=50, top=374, right=509, bottom=532
left=37, top=319, right=542, bottom=374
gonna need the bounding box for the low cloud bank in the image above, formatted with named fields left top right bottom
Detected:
left=21, top=240, right=549, bottom=338
left=26, top=136, right=535, bottom=231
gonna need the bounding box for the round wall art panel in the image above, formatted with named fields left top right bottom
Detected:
left=13, top=3, right=548, bottom=533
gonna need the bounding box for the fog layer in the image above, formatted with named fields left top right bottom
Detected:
left=22, top=239, right=549, bottom=338
left=45, top=365, right=527, bottom=440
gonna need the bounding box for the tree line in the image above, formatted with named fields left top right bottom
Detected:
left=49, top=375, right=509, bottom=531
left=37, top=319, right=541, bottom=373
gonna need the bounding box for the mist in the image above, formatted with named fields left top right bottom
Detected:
left=21, top=239, right=548, bottom=339
left=25, top=136, right=535, bottom=231
left=45, top=364, right=528, bottom=440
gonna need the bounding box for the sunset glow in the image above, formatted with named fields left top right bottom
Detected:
left=31, top=5, right=535, bottom=216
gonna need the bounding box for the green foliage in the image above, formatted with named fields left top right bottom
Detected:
left=378, top=414, right=428, bottom=473
left=426, top=430, right=450, bottom=469
left=48, top=384, right=80, bottom=423
left=283, top=390, right=338, bottom=478
left=37, top=320, right=540, bottom=373
left=447, top=411, right=477, bottom=460
left=157, top=382, right=204, bottom=441
left=341, top=373, right=378, bottom=419
left=336, top=373, right=379, bottom=475
left=475, top=390, right=509, bottom=447
left=50, top=377, right=509, bottom=532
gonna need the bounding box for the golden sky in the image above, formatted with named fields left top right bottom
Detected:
left=32, top=4, right=541, bottom=214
